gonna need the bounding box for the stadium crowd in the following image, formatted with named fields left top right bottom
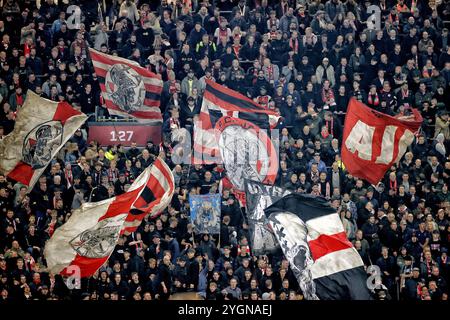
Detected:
left=0, top=0, right=450, bottom=301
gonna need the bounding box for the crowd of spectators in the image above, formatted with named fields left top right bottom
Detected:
left=0, top=0, right=449, bottom=301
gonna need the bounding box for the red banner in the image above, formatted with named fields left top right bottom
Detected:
left=341, top=98, right=422, bottom=184
left=88, top=122, right=161, bottom=147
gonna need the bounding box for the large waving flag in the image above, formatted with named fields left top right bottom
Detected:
left=89, top=48, right=163, bottom=123
left=244, top=180, right=290, bottom=255
left=265, top=193, right=372, bottom=300
left=44, top=158, right=174, bottom=278
left=193, top=80, right=280, bottom=164
left=0, top=91, right=87, bottom=189
left=342, top=98, right=422, bottom=184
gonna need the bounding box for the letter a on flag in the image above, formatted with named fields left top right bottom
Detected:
left=341, top=98, right=422, bottom=184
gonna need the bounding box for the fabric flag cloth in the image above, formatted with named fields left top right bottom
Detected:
left=215, top=116, right=279, bottom=207
left=244, top=180, right=290, bottom=255
left=89, top=48, right=163, bottom=123
left=44, top=158, right=174, bottom=278
left=189, top=194, right=221, bottom=234
left=0, top=91, right=87, bottom=189
left=265, top=193, right=372, bottom=300
left=342, top=98, right=422, bottom=184
left=193, top=80, right=280, bottom=165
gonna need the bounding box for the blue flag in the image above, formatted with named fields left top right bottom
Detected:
left=189, top=194, right=221, bottom=234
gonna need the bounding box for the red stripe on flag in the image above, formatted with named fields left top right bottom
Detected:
left=90, top=49, right=161, bottom=79
left=205, top=80, right=277, bottom=114
left=53, top=101, right=83, bottom=125
left=125, top=158, right=175, bottom=228
left=99, top=84, right=162, bottom=108
left=60, top=255, right=109, bottom=278
left=95, top=69, right=162, bottom=92
left=147, top=159, right=175, bottom=218
left=7, top=161, right=34, bottom=186
left=204, top=91, right=278, bottom=116
left=99, top=187, right=143, bottom=221
left=308, top=231, right=354, bottom=261
left=89, top=50, right=162, bottom=87
left=153, top=159, right=174, bottom=194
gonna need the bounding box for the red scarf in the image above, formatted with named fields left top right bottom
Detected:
left=237, top=245, right=251, bottom=255
left=266, top=65, right=273, bottom=80
left=232, top=44, right=241, bottom=58
left=368, top=93, right=380, bottom=106
left=269, top=19, right=277, bottom=29
left=318, top=181, right=331, bottom=198
left=219, top=27, right=228, bottom=39
left=169, top=80, right=177, bottom=93
left=23, top=43, right=31, bottom=58
left=48, top=220, right=56, bottom=237
left=322, top=88, right=335, bottom=103
left=289, top=38, right=299, bottom=53
left=389, top=179, right=397, bottom=193
left=269, top=31, right=277, bottom=40
left=401, top=88, right=409, bottom=99
left=108, top=168, right=118, bottom=182
left=64, top=168, right=73, bottom=187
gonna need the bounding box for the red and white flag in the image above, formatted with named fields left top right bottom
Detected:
left=0, top=91, right=87, bottom=188
left=342, top=98, right=423, bottom=185
left=193, top=80, right=279, bottom=164
left=266, top=193, right=372, bottom=300
left=89, top=48, right=163, bottom=123
left=44, top=158, right=175, bottom=278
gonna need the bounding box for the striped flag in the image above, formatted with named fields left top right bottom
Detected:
left=265, top=193, right=372, bottom=300
left=193, top=80, right=280, bottom=164
left=0, top=91, right=87, bottom=189
left=44, top=158, right=174, bottom=278
left=89, top=48, right=163, bottom=123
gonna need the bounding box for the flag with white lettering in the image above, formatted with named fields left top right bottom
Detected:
left=0, top=91, right=87, bottom=189
left=244, top=180, right=290, bottom=255
left=89, top=48, right=163, bottom=123
left=265, top=193, right=372, bottom=300
left=44, top=158, right=174, bottom=277
left=342, top=98, right=422, bottom=184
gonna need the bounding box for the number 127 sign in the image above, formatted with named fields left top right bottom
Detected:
left=341, top=98, right=422, bottom=185
left=87, top=122, right=162, bottom=147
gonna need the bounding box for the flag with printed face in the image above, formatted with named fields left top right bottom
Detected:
left=189, top=194, right=221, bottom=234
left=265, top=193, right=372, bottom=300
left=89, top=48, right=163, bottom=123
left=44, top=158, right=174, bottom=278
left=342, top=98, right=422, bottom=184
left=0, top=91, right=87, bottom=189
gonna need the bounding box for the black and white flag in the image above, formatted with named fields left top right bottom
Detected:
left=265, top=193, right=372, bottom=300
left=244, top=180, right=290, bottom=255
